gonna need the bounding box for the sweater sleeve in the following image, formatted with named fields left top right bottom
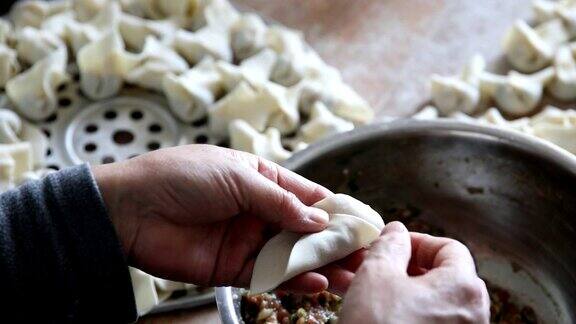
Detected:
left=0, top=164, right=137, bottom=323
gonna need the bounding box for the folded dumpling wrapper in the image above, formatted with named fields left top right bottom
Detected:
left=250, top=194, right=384, bottom=294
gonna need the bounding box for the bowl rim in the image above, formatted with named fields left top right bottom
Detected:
left=215, top=119, right=576, bottom=324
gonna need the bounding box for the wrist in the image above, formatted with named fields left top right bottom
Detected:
left=92, top=162, right=141, bottom=258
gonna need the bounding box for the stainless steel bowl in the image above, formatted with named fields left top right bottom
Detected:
left=217, top=120, right=576, bottom=323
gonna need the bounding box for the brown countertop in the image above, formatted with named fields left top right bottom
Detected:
left=144, top=0, right=531, bottom=323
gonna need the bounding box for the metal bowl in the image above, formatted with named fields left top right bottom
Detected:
left=216, top=120, right=576, bottom=323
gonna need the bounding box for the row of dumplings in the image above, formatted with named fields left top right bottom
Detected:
left=431, top=0, right=576, bottom=118
left=1, top=0, right=372, bottom=164
left=415, top=105, right=576, bottom=155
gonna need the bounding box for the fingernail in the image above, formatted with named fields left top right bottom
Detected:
left=383, top=221, right=407, bottom=234
left=308, top=207, right=329, bottom=225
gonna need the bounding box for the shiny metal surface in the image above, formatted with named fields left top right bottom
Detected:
left=217, top=120, right=576, bottom=323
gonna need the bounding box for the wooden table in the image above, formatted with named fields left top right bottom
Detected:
left=143, top=0, right=531, bottom=322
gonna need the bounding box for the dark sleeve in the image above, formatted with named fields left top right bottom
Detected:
left=0, top=164, right=137, bottom=323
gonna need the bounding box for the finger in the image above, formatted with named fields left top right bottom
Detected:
left=317, top=264, right=355, bottom=296
left=276, top=272, right=328, bottom=294
left=240, top=170, right=329, bottom=233
left=364, top=222, right=411, bottom=275
left=410, top=232, right=476, bottom=274
left=254, top=156, right=332, bottom=205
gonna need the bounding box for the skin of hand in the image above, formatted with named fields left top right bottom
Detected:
left=339, top=222, right=490, bottom=324
left=93, top=144, right=356, bottom=293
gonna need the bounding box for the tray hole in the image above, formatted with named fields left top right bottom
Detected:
left=84, top=143, right=97, bottom=153
left=104, top=110, right=117, bottom=120
left=113, top=130, right=135, bottom=145
left=58, top=97, right=72, bottom=107
left=102, top=156, right=115, bottom=164
left=85, top=124, right=98, bottom=133
left=130, top=110, right=144, bottom=120
left=45, top=113, right=57, bottom=123
left=147, top=141, right=160, bottom=151
left=195, top=134, right=208, bottom=144
left=148, top=123, right=162, bottom=133
left=47, top=164, right=60, bottom=171
left=46, top=148, right=52, bottom=156
left=191, top=117, right=208, bottom=127
left=57, top=83, right=67, bottom=92
left=42, top=128, right=51, bottom=138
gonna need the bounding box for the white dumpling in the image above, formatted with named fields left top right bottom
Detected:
left=122, top=0, right=201, bottom=20
left=0, top=109, right=21, bottom=144
left=430, top=55, right=485, bottom=115
left=0, top=142, right=33, bottom=188
left=78, top=30, right=140, bottom=100
left=129, top=267, right=160, bottom=316
left=119, top=14, right=178, bottom=51
left=411, top=105, right=440, bottom=120
left=64, top=1, right=122, bottom=55
left=20, top=122, right=48, bottom=169
left=503, top=19, right=570, bottom=73
left=480, top=68, right=554, bottom=117
left=547, top=45, right=576, bottom=101
left=229, top=119, right=291, bottom=163
left=217, top=48, right=277, bottom=92
left=209, top=80, right=299, bottom=138
left=297, top=101, right=354, bottom=144
left=0, top=44, right=21, bottom=88
left=0, top=19, right=14, bottom=44
left=72, top=0, right=110, bottom=21
left=162, top=57, right=222, bottom=122
left=15, top=27, right=65, bottom=65
left=295, top=75, right=373, bottom=125
left=10, top=0, right=70, bottom=29
left=40, top=11, right=76, bottom=39
left=6, top=47, right=69, bottom=121
left=125, top=36, right=188, bottom=91
left=250, top=194, right=384, bottom=294
left=174, top=27, right=232, bottom=64
left=530, top=106, right=576, bottom=154
left=533, top=0, right=558, bottom=24
left=230, top=13, right=268, bottom=61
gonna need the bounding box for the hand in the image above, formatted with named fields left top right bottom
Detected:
left=92, top=144, right=351, bottom=292
left=340, top=222, right=490, bottom=324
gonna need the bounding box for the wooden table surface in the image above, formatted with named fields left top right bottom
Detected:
left=142, top=0, right=531, bottom=322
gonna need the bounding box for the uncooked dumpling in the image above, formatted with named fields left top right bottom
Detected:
left=250, top=194, right=384, bottom=294
left=502, top=19, right=569, bottom=73
left=0, top=142, right=33, bottom=190
left=129, top=267, right=160, bottom=316
left=19, top=121, right=48, bottom=169
left=119, top=13, right=178, bottom=51
left=480, top=68, right=554, bottom=117
left=531, top=106, right=576, bottom=154
left=230, top=13, right=268, bottom=61
left=0, top=44, right=21, bottom=88
left=412, top=105, right=440, bottom=120
left=6, top=47, right=69, bottom=121
left=430, top=55, right=485, bottom=115
left=78, top=30, right=140, bottom=100
left=10, top=0, right=70, bottom=29
left=0, top=109, right=21, bottom=144
left=547, top=45, right=576, bottom=101
left=217, top=49, right=277, bottom=91
left=209, top=80, right=299, bottom=138
left=125, top=36, right=188, bottom=92
left=72, top=0, right=110, bottom=21
left=122, top=0, right=201, bottom=21
left=15, top=26, right=65, bottom=65
left=174, top=26, right=232, bottom=64
left=296, top=101, right=354, bottom=144
left=229, top=119, right=291, bottom=163
left=0, top=19, right=14, bottom=44
left=162, top=57, right=222, bottom=122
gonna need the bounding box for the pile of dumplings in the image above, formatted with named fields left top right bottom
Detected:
left=0, top=0, right=374, bottom=315
left=0, top=0, right=373, bottom=196
left=427, top=0, right=576, bottom=155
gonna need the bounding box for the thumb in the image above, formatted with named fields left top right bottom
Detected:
left=365, top=221, right=411, bottom=275
left=240, top=171, right=329, bottom=233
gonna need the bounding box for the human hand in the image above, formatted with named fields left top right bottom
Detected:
left=340, top=222, right=490, bottom=324
left=93, top=144, right=347, bottom=292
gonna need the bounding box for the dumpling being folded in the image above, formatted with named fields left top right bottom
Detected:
left=162, top=57, right=223, bottom=122
left=209, top=80, right=299, bottom=138
left=6, top=47, right=69, bottom=121
left=78, top=30, right=140, bottom=100
left=15, top=27, right=65, bottom=65
left=125, top=36, right=188, bottom=92
left=250, top=194, right=384, bottom=294
left=229, top=119, right=291, bottom=163
left=0, top=44, right=21, bottom=88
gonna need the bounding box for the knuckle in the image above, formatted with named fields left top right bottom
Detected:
left=458, top=278, right=487, bottom=307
